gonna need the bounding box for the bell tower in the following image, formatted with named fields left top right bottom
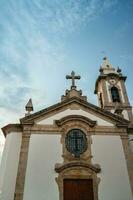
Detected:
left=94, top=57, right=133, bottom=121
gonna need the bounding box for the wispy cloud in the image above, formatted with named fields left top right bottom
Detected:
left=0, top=0, right=119, bottom=36
left=0, top=0, right=125, bottom=139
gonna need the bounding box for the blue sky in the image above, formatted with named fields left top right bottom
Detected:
left=0, top=0, right=133, bottom=145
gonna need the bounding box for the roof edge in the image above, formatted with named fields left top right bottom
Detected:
left=20, top=96, right=129, bottom=125
left=2, top=124, right=22, bottom=137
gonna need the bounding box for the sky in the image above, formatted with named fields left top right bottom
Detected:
left=0, top=0, right=133, bottom=157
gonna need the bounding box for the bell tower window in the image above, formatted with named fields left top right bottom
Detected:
left=111, top=86, right=120, bottom=102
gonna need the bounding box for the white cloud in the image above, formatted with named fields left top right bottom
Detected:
left=0, top=0, right=122, bottom=119
left=3, top=0, right=118, bottom=35
left=0, top=0, right=120, bottom=157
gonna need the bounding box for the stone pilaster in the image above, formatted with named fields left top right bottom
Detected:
left=14, top=132, right=31, bottom=200
left=121, top=134, right=133, bottom=195
left=120, top=80, right=130, bottom=105
left=102, top=79, right=109, bottom=107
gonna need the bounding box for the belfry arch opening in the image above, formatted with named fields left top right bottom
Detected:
left=111, top=86, right=120, bottom=102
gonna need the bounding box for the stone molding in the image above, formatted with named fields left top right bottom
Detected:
left=55, top=161, right=101, bottom=173
left=55, top=114, right=97, bottom=127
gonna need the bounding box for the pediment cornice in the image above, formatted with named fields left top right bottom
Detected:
left=20, top=97, right=129, bottom=126
left=2, top=97, right=130, bottom=137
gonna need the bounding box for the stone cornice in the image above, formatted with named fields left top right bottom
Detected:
left=2, top=124, right=22, bottom=137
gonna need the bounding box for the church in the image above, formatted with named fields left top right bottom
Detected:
left=0, top=57, right=133, bottom=200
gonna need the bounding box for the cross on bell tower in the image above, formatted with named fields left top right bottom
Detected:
left=66, top=71, right=81, bottom=89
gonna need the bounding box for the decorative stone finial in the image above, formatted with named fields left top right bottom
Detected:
left=117, top=67, right=122, bottom=73
left=25, top=98, right=33, bottom=115
left=99, top=66, right=103, bottom=73
left=103, top=57, right=107, bottom=60
left=66, top=71, right=81, bottom=89
left=102, top=57, right=112, bottom=68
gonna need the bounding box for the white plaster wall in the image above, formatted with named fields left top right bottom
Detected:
left=37, top=109, right=113, bottom=126
left=92, top=135, right=132, bottom=200
left=0, top=132, right=22, bottom=200
left=23, top=134, right=62, bottom=200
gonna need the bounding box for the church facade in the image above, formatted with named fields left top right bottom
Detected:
left=0, top=58, right=133, bottom=200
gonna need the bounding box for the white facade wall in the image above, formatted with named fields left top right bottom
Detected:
left=23, top=134, right=62, bottom=200
left=92, top=135, right=132, bottom=200
left=23, top=134, right=133, bottom=200
left=0, top=132, right=22, bottom=200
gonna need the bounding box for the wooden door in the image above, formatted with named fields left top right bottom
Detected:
left=64, top=179, right=94, bottom=200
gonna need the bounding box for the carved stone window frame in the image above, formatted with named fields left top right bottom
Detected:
left=60, top=121, right=92, bottom=163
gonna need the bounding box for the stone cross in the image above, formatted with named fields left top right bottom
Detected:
left=66, top=71, right=81, bottom=89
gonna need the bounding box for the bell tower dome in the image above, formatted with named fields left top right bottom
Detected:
left=94, top=57, right=133, bottom=121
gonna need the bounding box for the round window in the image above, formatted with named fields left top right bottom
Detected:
left=65, top=129, right=88, bottom=158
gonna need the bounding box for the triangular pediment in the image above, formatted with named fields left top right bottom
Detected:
left=20, top=97, right=129, bottom=127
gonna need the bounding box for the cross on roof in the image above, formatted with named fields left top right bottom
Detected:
left=66, top=71, right=81, bottom=89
